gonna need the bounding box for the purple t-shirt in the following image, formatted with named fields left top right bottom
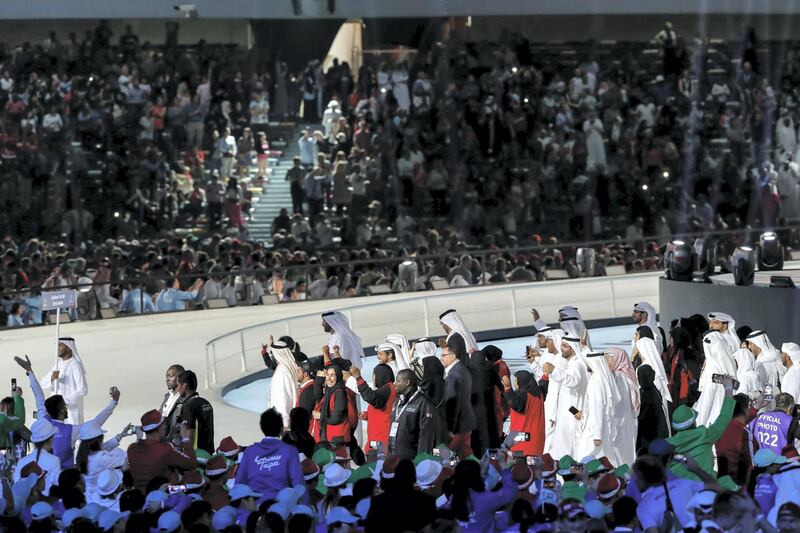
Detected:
left=233, top=437, right=303, bottom=504
left=44, top=415, right=75, bottom=469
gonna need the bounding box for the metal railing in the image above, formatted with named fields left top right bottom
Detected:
left=202, top=269, right=661, bottom=389
left=2, top=221, right=796, bottom=330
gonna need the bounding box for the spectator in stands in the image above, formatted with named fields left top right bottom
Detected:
left=118, top=281, right=156, bottom=315
left=156, top=277, right=203, bottom=312
left=6, top=302, right=25, bottom=327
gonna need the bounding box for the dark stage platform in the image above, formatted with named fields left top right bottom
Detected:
left=660, top=271, right=800, bottom=347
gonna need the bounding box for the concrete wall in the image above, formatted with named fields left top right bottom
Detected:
left=467, top=14, right=800, bottom=42
left=0, top=19, right=250, bottom=47
left=5, top=13, right=799, bottom=50
left=4, top=0, right=800, bottom=20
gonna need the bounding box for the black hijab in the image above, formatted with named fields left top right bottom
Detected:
left=669, top=326, right=691, bottom=352
left=373, top=363, right=395, bottom=389
left=419, top=357, right=446, bottom=407
left=482, top=345, right=503, bottom=363
left=508, top=370, right=542, bottom=413
left=636, top=364, right=669, bottom=449
left=320, top=366, right=345, bottom=422
left=637, top=326, right=655, bottom=340
left=515, top=370, right=542, bottom=397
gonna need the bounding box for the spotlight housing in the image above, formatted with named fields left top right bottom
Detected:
left=665, top=240, right=693, bottom=282
left=732, top=245, right=756, bottom=286
left=757, top=231, right=784, bottom=271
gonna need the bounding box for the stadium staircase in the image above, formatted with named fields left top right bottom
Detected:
left=248, top=124, right=309, bottom=244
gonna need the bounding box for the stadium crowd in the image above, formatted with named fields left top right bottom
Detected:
left=2, top=22, right=800, bottom=319
left=2, top=304, right=800, bottom=532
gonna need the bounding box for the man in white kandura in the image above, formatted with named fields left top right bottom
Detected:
left=41, top=337, right=88, bottom=424
left=542, top=335, right=588, bottom=458
left=321, top=311, right=365, bottom=368
left=267, top=341, right=300, bottom=429
left=747, top=330, right=787, bottom=393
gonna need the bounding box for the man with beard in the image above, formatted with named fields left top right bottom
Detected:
left=40, top=337, right=88, bottom=424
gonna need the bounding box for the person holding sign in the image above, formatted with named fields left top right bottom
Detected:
left=40, top=337, right=88, bottom=424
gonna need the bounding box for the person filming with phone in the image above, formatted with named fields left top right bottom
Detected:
left=14, top=355, right=122, bottom=470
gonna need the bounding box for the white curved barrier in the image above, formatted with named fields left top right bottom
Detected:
left=0, top=270, right=658, bottom=445
left=206, top=271, right=659, bottom=390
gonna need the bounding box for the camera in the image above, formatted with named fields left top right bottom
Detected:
left=173, top=4, right=197, bottom=17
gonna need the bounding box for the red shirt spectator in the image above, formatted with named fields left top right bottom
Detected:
left=715, top=396, right=756, bottom=487
left=127, top=410, right=197, bottom=493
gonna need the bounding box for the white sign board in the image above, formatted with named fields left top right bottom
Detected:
left=42, top=290, right=78, bottom=311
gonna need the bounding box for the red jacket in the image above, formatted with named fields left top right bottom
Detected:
left=126, top=438, right=197, bottom=493
left=508, top=393, right=545, bottom=457
left=320, top=388, right=350, bottom=443
left=356, top=379, right=396, bottom=452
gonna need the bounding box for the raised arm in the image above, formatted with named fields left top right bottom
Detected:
left=16, top=356, right=46, bottom=414
left=89, top=387, right=121, bottom=429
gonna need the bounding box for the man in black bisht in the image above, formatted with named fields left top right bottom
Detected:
left=388, top=369, right=434, bottom=460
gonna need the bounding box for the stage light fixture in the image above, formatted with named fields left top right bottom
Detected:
left=758, top=231, right=784, bottom=271
left=693, top=237, right=717, bottom=282
left=732, top=245, right=756, bottom=286
left=576, top=248, right=595, bottom=277
left=665, top=239, right=693, bottom=282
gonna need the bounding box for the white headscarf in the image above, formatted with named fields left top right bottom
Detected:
left=633, top=302, right=662, bottom=352
left=538, top=328, right=566, bottom=370
left=732, top=348, right=762, bottom=398
left=439, top=309, right=478, bottom=353
left=782, top=342, right=800, bottom=364
left=322, top=311, right=365, bottom=368
left=271, top=342, right=299, bottom=379
left=707, top=312, right=740, bottom=355
left=781, top=342, right=800, bottom=404
left=376, top=342, right=407, bottom=372
left=385, top=334, right=411, bottom=370
left=59, top=337, right=87, bottom=374
left=585, top=352, right=622, bottom=440
left=635, top=337, right=672, bottom=403
left=747, top=330, right=787, bottom=389
left=561, top=336, right=587, bottom=369
left=559, top=306, right=590, bottom=346
left=693, top=331, right=735, bottom=427
left=413, top=338, right=438, bottom=360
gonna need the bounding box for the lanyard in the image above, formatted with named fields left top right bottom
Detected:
left=394, top=390, right=420, bottom=420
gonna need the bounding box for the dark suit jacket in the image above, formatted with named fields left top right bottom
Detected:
left=444, top=362, right=476, bottom=434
